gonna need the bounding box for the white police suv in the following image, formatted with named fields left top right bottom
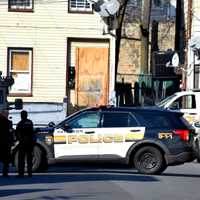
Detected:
left=12, top=106, right=196, bottom=175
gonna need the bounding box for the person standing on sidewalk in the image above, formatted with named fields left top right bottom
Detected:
left=16, top=110, right=35, bottom=177
left=0, top=110, right=13, bottom=177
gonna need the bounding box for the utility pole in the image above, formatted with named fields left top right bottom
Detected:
left=150, top=20, right=159, bottom=102
left=186, top=0, right=193, bottom=89
left=175, top=0, right=185, bottom=90
left=150, top=20, right=159, bottom=71
left=140, top=0, right=152, bottom=74
left=175, top=0, right=185, bottom=60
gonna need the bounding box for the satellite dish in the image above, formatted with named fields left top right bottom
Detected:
left=189, top=36, right=200, bottom=59
left=93, top=0, right=120, bottom=17
left=165, top=51, right=179, bottom=68
left=171, top=52, right=179, bottom=67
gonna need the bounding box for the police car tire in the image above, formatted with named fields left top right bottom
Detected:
left=38, top=153, right=48, bottom=172
left=32, top=145, right=44, bottom=172
left=133, top=146, right=164, bottom=175
left=14, top=145, right=43, bottom=172
left=157, top=163, right=167, bottom=174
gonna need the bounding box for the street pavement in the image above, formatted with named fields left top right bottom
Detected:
left=1, top=162, right=200, bottom=200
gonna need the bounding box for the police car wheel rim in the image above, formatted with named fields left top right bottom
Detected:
left=139, top=153, right=157, bottom=169
left=134, top=146, right=164, bottom=174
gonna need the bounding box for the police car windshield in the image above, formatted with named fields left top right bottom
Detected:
left=156, top=94, right=177, bottom=108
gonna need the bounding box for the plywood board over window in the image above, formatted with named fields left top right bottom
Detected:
left=75, top=47, right=109, bottom=108
left=11, top=52, right=29, bottom=71
left=7, top=48, right=33, bottom=96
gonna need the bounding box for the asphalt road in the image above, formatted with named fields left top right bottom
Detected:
left=1, top=162, right=200, bottom=200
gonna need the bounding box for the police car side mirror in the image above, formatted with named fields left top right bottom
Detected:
left=48, top=121, right=55, bottom=128
left=64, top=123, right=70, bottom=130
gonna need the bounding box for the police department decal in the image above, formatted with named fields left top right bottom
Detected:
left=158, top=132, right=172, bottom=139
left=53, top=132, right=145, bottom=144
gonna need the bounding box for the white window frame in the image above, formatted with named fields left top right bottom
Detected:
left=8, top=48, right=32, bottom=95
left=69, top=0, right=92, bottom=12
left=9, top=0, right=33, bottom=10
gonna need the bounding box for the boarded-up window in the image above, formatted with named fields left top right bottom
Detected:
left=11, top=52, right=29, bottom=71
left=75, top=47, right=109, bottom=107
left=8, top=48, right=32, bottom=95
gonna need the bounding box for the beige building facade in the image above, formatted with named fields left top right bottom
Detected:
left=0, top=0, right=116, bottom=124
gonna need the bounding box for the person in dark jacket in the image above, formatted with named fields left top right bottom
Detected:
left=0, top=110, right=13, bottom=177
left=16, top=110, right=35, bottom=177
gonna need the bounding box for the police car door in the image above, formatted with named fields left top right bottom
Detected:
left=98, top=111, right=145, bottom=159
left=53, top=111, right=100, bottom=159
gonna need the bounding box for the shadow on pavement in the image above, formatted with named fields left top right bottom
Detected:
left=0, top=189, right=54, bottom=198
left=49, top=162, right=200, bottom=178
left=0, top=189, right=92, bottom=199
left=0, top=170, right=158, bottom=198
left=0, top=188, right=94, bottom=199
left=0, top=172, right=158, bottom=187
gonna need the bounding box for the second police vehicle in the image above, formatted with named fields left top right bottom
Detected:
left=12, top=106, right=196, bottom=175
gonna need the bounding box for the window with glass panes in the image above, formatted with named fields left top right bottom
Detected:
left=69, top=0, right=92, bottom=12
left=8, top=0, right=33, bottom=11
left=8, top=48, right=33, bottom=95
